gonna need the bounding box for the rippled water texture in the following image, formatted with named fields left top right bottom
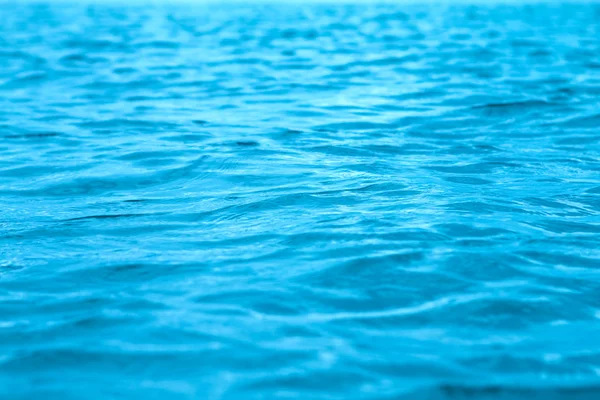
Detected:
left=1, top=1, right=600, bottom=399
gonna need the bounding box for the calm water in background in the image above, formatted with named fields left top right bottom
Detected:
left=1, top=1, right=600, bottom=399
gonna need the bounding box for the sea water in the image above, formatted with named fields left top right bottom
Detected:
left=1, top=1, right=600, bottom=399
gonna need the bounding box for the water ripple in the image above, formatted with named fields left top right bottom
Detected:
left=1, top=1, right=600, bottom=399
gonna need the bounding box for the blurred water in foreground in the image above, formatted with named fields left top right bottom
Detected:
left=1, top=1, right=600, bottom=399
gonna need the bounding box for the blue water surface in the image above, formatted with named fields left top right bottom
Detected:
left=1, top=1, right=600, bottom=399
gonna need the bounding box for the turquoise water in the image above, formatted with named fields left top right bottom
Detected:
left=1, top=1, right=600, bottom=399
